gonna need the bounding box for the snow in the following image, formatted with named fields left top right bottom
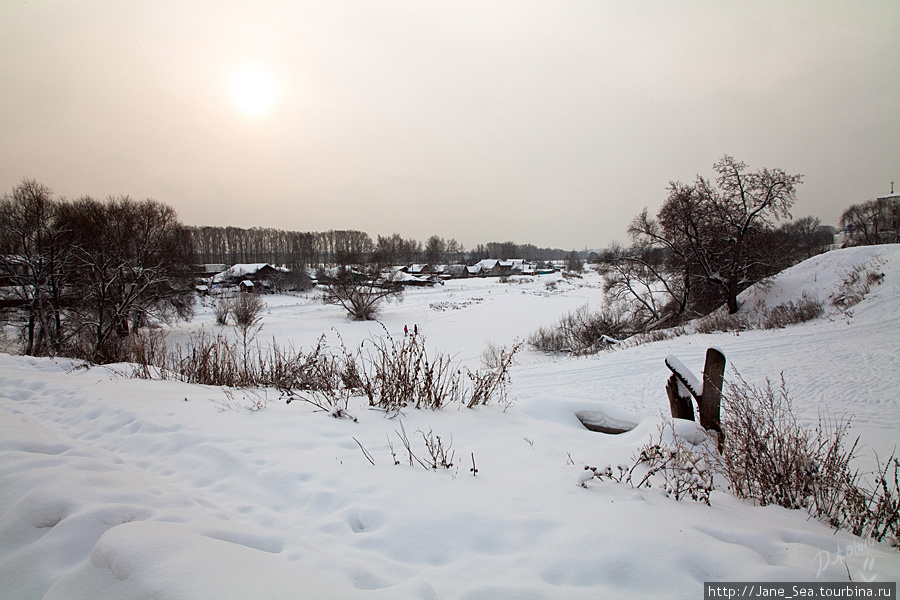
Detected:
left=2, top=246, right=900, bottom=598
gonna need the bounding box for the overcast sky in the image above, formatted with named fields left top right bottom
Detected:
left=1, top=1, right=897, bottom=250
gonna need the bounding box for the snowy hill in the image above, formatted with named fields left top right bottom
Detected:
left=736, top=244, right=894, bottom=318
left=1, top=246, right=899, bottom=598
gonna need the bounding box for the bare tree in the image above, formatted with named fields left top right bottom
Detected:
left=486, top=241, right=518, bottom=260
left=230, top=292, right=265, bottom=375
left=596, top=241, right=685, bottom=330
left=425, top=235, right=446, bottom=265
left=778, top=216, right=835, bottom=260
left=321, top=267, right=403, bottom=320
left=632, top=156, right=802, bottom=315
left=62, top=196, right=194, bottom=360
left=565, top=250, right=583, bottom=273
left=840, top=197, right=900, bottom=246
left=0, top=180, right=72, bottom=355
left=371, top=233, right=422, bottom=268
left=1, top=183, right=195, bottom=360
left=444, top=238, right=464, bottom=264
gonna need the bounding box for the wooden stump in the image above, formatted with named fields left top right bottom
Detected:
left=698, top=347, right=726, bottom=450
left=666, top=374, right=695, bottom=421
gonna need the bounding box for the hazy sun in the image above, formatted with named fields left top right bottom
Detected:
left=231, top=67, right=276, bottom=117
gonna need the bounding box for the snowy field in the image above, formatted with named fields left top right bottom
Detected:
left=1, top=245, right=899, bottom=599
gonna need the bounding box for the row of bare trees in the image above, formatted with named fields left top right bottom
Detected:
left=469, top=241, right=573, bottom=262
left=188, top=226, right=376, bottom=268
left=188, top=226, right=572, bottom=269
left=0, top=180, right=194, bottom=360
left=189, top=227, right=459, bottom=268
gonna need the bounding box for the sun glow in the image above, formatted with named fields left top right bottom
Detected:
left=230, top=66, right=276, bottom=117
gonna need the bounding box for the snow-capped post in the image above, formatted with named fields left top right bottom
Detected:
left=664, top=348, right=727, bottom=451
left=665, top=373, right=695, bottom=421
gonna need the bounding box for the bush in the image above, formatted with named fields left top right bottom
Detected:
left=357, top=330, right=520, bottom=412
left=617, top=326, right=685, bottom=349
left=692, top=309, right=750, bottom=334
left=231, top=293, right=265, bottom=328
left=586, top=420, right=715, bottom=504
left=691, top=293, right=824, bottom=334
left=586, top=373, right=899, bottom=545
left=213, top=297, right=231, bottom=325
left=762, top=294, right=824, bottom=329
left=528, top=305, right=631, bottom=354
left=831, top=259, right=886, bottom=312
left=721, top=373, right=823, bottom=509
left=272, top=333, right=361, bottom=419
left=357, top=331, right=459, bottom=411
left=720, top=372, right=899, bottom=545
left=467, top=340, right=521, bottom=409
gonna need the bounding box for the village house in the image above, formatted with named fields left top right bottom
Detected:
left=211, top=263, right=280, bottom=293
left=470, top=258, right=538, bottom=277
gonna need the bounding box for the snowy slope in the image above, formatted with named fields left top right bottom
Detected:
left=1, top=246, right=898, bottom=599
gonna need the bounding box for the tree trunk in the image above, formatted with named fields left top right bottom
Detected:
left=25, top=314, right=36, bottom=356
left=726, top=278, right=739, bottom=314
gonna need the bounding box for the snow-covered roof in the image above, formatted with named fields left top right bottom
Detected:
left=474, top=259, right=499, bottom=269
left=392, top=271, right=426, bottom=282
left=212, top=263, right=272, bottom=283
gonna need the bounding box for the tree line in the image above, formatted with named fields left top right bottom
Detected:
left=188, top=226, right=574, bottom=268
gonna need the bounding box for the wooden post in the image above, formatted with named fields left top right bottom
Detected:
left=666, top=374, right=695, bottom=421
left=664, top=348, right=727, bottom=451
left=698, top=347, right=726, bottom=451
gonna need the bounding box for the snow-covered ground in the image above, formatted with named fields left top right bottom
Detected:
left=1, top=246, right=899, bottom=599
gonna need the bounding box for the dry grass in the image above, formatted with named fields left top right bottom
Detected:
left=720, top=372, right=899, bottom=546
left=692, top=294, right=825, bottom=334
left=358, top=329, right=520, bottom=412
left=831, top=259, right=886, bottom=312
left=122, top=327, right=520, bottom=415
left=762, top=294, right=825, bottom=329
